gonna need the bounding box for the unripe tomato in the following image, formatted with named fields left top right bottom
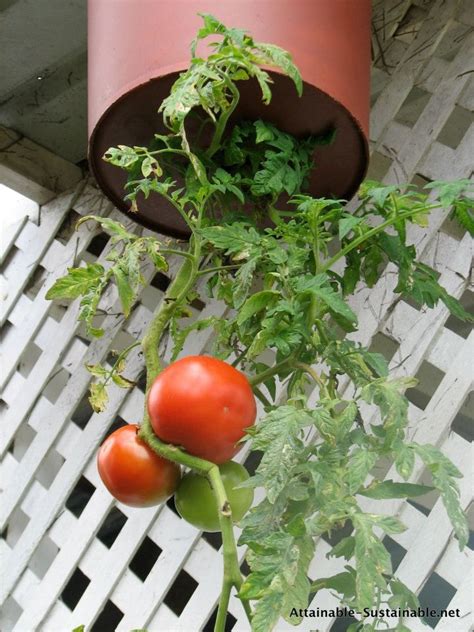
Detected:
left=97, top=424, right=181, bottom=507
left=147, top=355, right=256, bottom=464
left=175, top=461, right=254, bottom=532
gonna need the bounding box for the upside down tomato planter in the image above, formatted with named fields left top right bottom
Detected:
left=88, top=0, right=371, bottom=237
left=44, top=11, right=474, bottom=632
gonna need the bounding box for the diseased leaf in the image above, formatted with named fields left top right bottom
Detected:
left=89, top=382, right=109, bottom=413
left=347, top=450, right=378, bottom=493
left=359, top=480, right=433, bottom=500
left=374, top=515, right=407, bottom=534
left=86, top=364, right=108, bottom=378
left=113, top=266, right=135, bottom=317
left=327, top=537, right=355, bottom=561
left=395, top=443, right=415, bottom=480
left=111, top=373, right=136, bottom=389
left=247, top=406, right=312, bottom=503
left=312, top=570, right=356, bottom=599
left=353, top=513, right=391, bottom=610
left=46, top=264, right=105, bottom=300
left=414, top=443, right=468, bottom=549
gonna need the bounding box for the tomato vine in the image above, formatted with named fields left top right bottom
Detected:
left=47, top=14, right=473, bottom=632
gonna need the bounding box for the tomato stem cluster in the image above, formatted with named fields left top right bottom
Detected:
left=138, top=241, right=252, bottom=629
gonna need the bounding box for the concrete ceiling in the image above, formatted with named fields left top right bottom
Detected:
left=0, top=0, right=87, bottom=163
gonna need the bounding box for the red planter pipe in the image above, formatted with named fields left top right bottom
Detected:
left=88, top=0, right=371, bottom=237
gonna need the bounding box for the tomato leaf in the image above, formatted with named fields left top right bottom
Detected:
left=359, top=480, right=433, bottom=499
left=89, top=382, right=109, bottom=413
left=246, top=406, right=313, bottom=503
left=46, top=264, right=105, bottom=300
left=413, top=443, right=468, bottom=549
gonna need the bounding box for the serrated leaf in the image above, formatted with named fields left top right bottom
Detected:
left=89, top=382, right=108, bottom=413
left=249, top=406, right=312, bottom=503
left=46, top=264, right=105, bottom=300
left=256, top=42, right=303, bottom=96
left=363, top=351, right=389, bottom=378
left=312, top=570, right=356, bottom=599
left=414, top=443, right=468, bottom=549
left=395, top=443, right=415, bottom=480
left=327, top=536, right=355, bottom=561
left=361, top=376, right=417, bottom=441
left=86, top=364, right=108, bottom=378
left=374, top=515, right=407, bottom=534
left=425, top=178, right=473, bottom=206
left=339, top=215, right=362, bottom=240
left=113, top=266, right=135, bottom=317
left=359, top=480, right=433, bottom=500
left=254, top=119, right=275, bottom=143
left=294, top=274, right=357, bottom=326
left=353, top=513, right=391, bottom=610
left=347, top=450, right=378, bottom=493
left=146, top=241, right=168, bottom=271
left=77, top=215, right=133, bottom=242
left=111, top=373, right=136, bottom=389
left=103, top=145, right=140, bottom=169
left=237, top=290, right=279, bottom=326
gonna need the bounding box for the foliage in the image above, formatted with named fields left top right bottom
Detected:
left=47, top=14, right=471, bottom=632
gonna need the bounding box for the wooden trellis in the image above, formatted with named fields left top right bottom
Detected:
left=0, top=0, right=472, bottom=630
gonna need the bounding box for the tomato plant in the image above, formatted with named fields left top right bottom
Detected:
left=175, top=461, right=254, bottom=532
left=97, top=424, right=181, bottom=507
left=47, top=13, right=473, bottom=632
left=147, top=355, right=256, bottom=463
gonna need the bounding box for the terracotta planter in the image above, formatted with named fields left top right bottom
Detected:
left=88, top=1, right=371, bottom=238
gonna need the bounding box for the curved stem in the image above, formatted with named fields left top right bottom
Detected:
left=206, top=72, right=240, bottom=158
left=293, top=361, right=325, bottom=391
left=137, top=228, right=251, bottom=631
left=197, top=264, right=240, bottom=277
left=208, top=465, right=251, bottom=630
left=160, top=248, right=195, bottom=261
left=139, top=416, right=213, bottom=474
left=321, top=206, right=440, bottom=272
left=249, top=357, right=293, bottom=387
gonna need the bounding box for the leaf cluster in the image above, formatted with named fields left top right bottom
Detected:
left=46, top=216, right=168, bottom=336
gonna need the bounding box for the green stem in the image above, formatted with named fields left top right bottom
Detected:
left=139, top=416, right=213, bottom=473
left=197, top=264, right=240, bottom=277
left=254, top=386, right=272, bottom=408
left=137, top=225, right=251, bottom=631
left=141, top=255, right=197, bottom=387
left=208, top=465, right=250, bottom=631
left=160, top=248, right=196, bottom=261
left=207, top=73, right=240, bottom=158
left=293, top=361, right=325, bottom=391
left=161, top=192, right=196, bottom=231
left=104, top=341, right=141, bottom=386
left=320, top=206, right=439, bottom=272
left=249, top=357, right=293, bottom=387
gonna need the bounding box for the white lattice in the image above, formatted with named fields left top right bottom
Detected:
left=1, top=1, right=473, bottom=631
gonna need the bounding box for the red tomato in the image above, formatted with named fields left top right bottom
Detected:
left=147, top=356, right=256, bottom=464
left=97, top=424, right=181, bottom=507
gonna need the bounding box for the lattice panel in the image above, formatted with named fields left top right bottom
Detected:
left=1, top=1, right=473, bottom=630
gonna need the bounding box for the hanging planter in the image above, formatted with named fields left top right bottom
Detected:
left=88, top=0, right=371, bottom=237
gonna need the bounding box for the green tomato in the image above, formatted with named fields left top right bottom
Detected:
left=175, top=461, right=253, bottom=532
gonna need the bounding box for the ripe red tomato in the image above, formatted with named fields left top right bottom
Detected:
left=97, top=424, right=181, bottom=507
left=175, top=461, right=254, bottom=532
left=147, top=355, right=256, bottom=464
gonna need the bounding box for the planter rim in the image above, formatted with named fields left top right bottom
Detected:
left=89, top=63, right=369, bottom=237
